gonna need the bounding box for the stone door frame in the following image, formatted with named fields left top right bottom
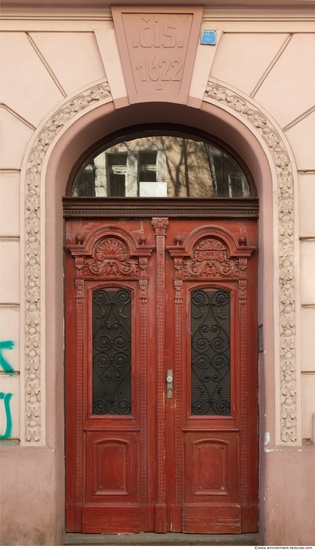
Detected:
left=20, top=78, right=300, bottom=455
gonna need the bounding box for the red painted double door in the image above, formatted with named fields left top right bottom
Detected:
left=65, top=215, right=258, bottom=534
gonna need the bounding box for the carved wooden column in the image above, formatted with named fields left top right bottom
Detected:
left=138, top=256, right=150, bottom=529
left=239, top=274, right=249, bottom=523
left=74, top=275, right=84, bottom=530
left=151, top=217, right=169, bottom=532
left=173, top=261, right=184, bottom=529
left=238, top=247, right=256, bottom=531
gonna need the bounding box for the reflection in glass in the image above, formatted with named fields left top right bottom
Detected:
left=72, top=133, right=252, bottom=198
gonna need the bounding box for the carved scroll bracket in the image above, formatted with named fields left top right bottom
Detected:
left=238, top=279, right=248, bottom=302
left=74, top=278, right=84, bottom=299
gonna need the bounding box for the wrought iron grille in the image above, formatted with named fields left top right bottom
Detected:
left=191, top=289, right=231, bottom=415
left=92, top=288, right=132, bottom=415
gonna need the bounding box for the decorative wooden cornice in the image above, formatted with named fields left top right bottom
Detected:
left=63, top=197, right=259, bottom=219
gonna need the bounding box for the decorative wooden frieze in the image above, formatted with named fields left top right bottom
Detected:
left=112, top=6, right=203, bottom=104
left=205, top=79, right=298, bottom=444
left=63, top=197, right=259, bottom=219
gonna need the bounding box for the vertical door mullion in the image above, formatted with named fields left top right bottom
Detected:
left=151, top=217, right=169, bottom=533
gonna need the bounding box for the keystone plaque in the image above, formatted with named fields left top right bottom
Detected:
left=112, top=6, right=203, bottom=104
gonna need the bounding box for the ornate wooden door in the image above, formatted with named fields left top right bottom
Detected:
left=65, top=214, right=258, bottom=534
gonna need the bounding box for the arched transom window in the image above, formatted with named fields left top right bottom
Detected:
left=69, top=129, right=255, bottom=199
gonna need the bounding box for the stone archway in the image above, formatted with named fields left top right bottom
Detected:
left=20, top=77, right=299, bottom=453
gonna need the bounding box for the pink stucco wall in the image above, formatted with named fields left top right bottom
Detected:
left=1, top=3, right=315, bottom=544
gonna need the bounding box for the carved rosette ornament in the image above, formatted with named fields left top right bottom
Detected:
left=205, top=80, right=297, bottom=443
left=23, top=83, right=111, bottom=443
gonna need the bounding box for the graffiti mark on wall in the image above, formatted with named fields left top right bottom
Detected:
left=0, top=340, right=16, bottom=439
left=0, top=392, right=13, bottom=439
left=0, top=340, right=15, bottom=375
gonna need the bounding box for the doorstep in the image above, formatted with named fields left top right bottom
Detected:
left=64, top=532, right=260, bottom=545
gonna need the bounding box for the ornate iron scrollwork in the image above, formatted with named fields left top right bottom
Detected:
left=92, top=288, right=132, bottom=415
left=191, top=289, right=231, bottom=416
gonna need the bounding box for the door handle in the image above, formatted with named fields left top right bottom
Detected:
left=166, top=369, right=173, bottom=399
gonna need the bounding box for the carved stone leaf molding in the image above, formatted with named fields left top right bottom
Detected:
left=24, top=82, right=112, bottom=443
left=205, top=80, right=297, bottom=443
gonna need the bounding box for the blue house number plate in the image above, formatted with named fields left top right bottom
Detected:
left=201, top=30, right=217, bottom=45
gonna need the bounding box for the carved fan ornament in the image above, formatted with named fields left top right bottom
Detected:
left=84, top=237, right=139, bottom=277
left=23, top=78, right=297, bottom=444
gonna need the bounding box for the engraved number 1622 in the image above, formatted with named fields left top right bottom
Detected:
left=135, top=57, right=182, bottom=82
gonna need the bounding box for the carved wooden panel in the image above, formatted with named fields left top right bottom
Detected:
left=85, top=432, right=139, bottom=501
left=185, top=434, right=239, bottom=501
left=191, top=440, right=229, bottom=496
